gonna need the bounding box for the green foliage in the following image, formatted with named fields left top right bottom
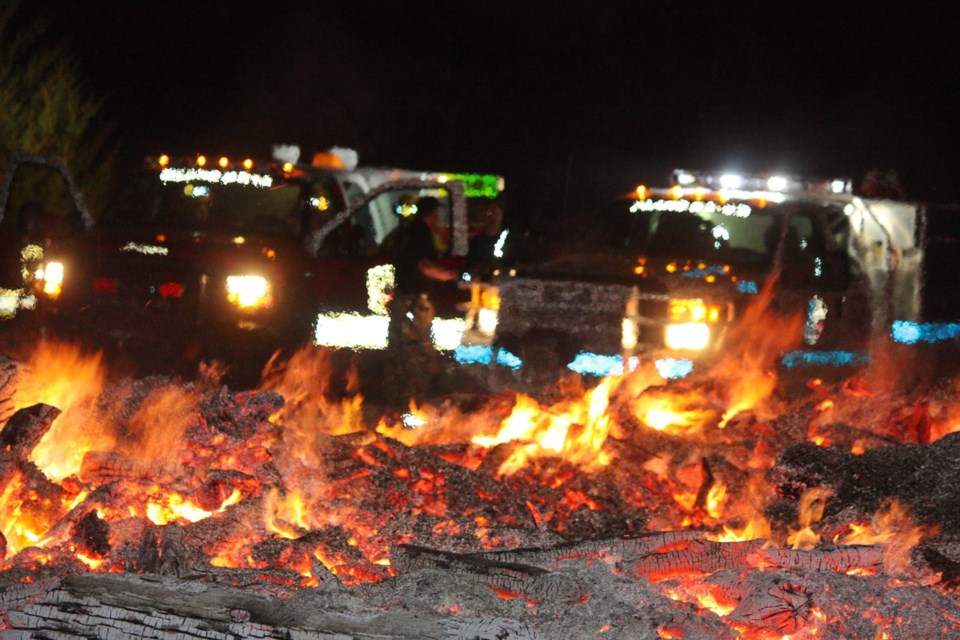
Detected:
left=0, top=0, right=115, bottom=221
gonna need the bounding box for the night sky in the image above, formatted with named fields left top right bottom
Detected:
left=23, top=1, right=960, bottom=223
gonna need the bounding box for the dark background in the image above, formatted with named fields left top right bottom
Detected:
left=23, top=1, right=960, bottom=225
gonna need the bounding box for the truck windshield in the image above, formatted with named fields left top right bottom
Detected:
left=570, top=197, right=848, bottom=269
left=107, top=175, right=305, bottom=236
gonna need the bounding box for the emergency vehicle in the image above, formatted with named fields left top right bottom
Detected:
left=0, top=148, right=504, bottom=370
left=457, top=169, right=952, bottom=379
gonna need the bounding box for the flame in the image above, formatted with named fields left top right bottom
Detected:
left=930, top=382, right=960, bottom=441
left=76, top=551, right=106, bottom=570
left=708, top=473, right=774, bottom=543
left=0, top=472, right=51, bottom=557
left=145, top=493, right=213, bottom=525
left=705, top=481, right=727, bottom=519
left=706, top=277, right=803, bottom=426
left=471, top=377, right=621, bottom=475
left=12, top=340, right=110, bottom=480
left=260, top=347, right=365, bottom=437
left=1, top=325, right=956, bottom=640
left=712, top=516, right=771, bottom=543
left=787, top=487, right=832, bottom=549
left=628, top=387, right=717, bottom=437
left=375, top=396, right=505, bottom=451
left=142, top=487, right=241, bottom=526
left=637, top=399, right=704, bottom=434
left=694, top=590, right=738, bottom=616
left=265, top=488, right=311, bottom=538
left=839, top=500, right=933, bottom=576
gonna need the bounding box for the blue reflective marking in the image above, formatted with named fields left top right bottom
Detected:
left=567, top=352, right=622, bottom=377
left=737, top=280, right=759, bottom=295
left=566, top=352, right=693, bottom=379
left=495, top=348, right=523, bottom=370
left=781, top=350, right=869, bottom=368
left=453, top=344, right=493, bottom=365
left=655, top=358, right=694, bottom=379
left=891, top=321, right=960, bottom=344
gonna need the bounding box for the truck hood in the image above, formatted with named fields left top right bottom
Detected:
left=86, top=226, right=307, bottom=272
left=514, top=251, right=768, bottom=295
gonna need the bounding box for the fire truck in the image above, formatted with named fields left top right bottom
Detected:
left=0, top=149, right=504, bottom=372
left=457, top=169, right=955, bottom=379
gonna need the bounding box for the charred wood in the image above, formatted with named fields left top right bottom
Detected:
left=392, top=543, right=584, bottom=604
left=70, top=509, right=111, bottom=559
left=768, top=432, right=960, bottom=534
left=199, top=387, right=285, bottom=439
left=0, top=403, right=60, bottom=461
left=466, top=530, right=707, bottom=569
left=632, top=537, right=766, bottom=581
left=0, top=354, right=18, bottom=425
left=757, top=544, right=884, bottom=572
left=2, top=573, right=539, bottom=639
left=727, top=571, right=816, bottom=636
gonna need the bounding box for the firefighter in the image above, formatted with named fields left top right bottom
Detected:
left=384, top=196, right=459, bottom=405
left=465, top=201, right=504, bottom=280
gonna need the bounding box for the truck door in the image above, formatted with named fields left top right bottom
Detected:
left=774, top=207, right=865, bottom=350
left=308, top=180, right=468, bottom=350
left=919, top=205, right=960, bottom=322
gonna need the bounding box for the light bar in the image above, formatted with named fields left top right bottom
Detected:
left=121, top=242, right=169, bottom=256
left=434, top=172, right=504, bottom=199
left=630, top=198, right=756, bottom=217
left=670, top=170, right=851, bottom=196
left=159, top=167, right=273, bottom=189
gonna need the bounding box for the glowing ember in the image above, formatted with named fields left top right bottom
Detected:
left=2, top=336, right=960, bottom=638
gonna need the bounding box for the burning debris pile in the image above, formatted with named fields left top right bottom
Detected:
left=2, top=342, right=960, bottom=639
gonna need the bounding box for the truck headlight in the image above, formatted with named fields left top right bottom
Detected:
left=622, top=317, right=639, bottom=350
left=225, top=275, right=272, bottom=309
left=664, top=322, right=711, bottom=351
left=477, top=308, right=499, bottom=335
left=465, top=283, right=500, bottom=339
left=37, top=261, right=65, bottom=298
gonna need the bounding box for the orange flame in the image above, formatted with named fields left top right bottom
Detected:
left=12, top=340, right=110, bottom=481
left=630, top=390, right=715, bottom=436
left=787, top=487, right=832, bottom=549
left=472, top=377, right=622, bottom=475
left=260, top=347, right=365, bottom=437
left=839, top=499, right=933, bottom=576
left=706, top=276, right=804, bottom=426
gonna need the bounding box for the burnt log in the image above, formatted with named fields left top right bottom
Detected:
left=0, top=403, right=60, bottom=461
left=632, top=537, right=765, bottom=581
left=758, top=544, right=884, bottom=572
left=1, top=573, right=541, bottom=639
left=392, top=543, right=584, bottom=604
left=70, top=509, right=111, bottom=558
left=768, top=431, right=960, bottom=534
left=199, top=387, right=285, bottom=438
left=469, top=530, right=707, bottom=568
left=4, top=536, right=960, bottom=639
left=0, top=353, right=19, bottom=424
